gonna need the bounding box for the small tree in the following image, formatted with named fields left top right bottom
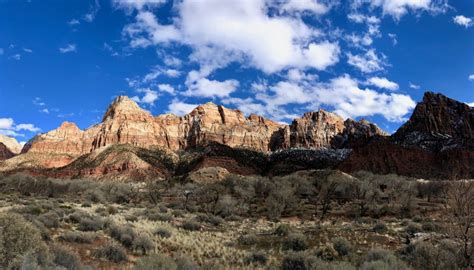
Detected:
left=446, top=181, right=474, bottom=268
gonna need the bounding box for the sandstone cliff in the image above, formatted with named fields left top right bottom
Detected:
left=0, top=134, right=22, bottom=155
left=340, top=92, right=474, bottom=179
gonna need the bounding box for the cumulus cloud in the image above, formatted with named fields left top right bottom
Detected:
left=347, top=49, right=386, bottom=73
left=280, top=0, right=329, bottom=15
left=83, top=0, right=100, bottom=22
left=367, top=77, right=399, bottom=90
left=131, top=88, right=159, bottom=105
left=0, top=118, right=41, bottom=137
left=68, top=19, right=80, bottom=25
left=157, top=84, right=176, bottom=95
left=453, top=15, right=473, bottom=27
left=469, top=74, right=474, bottom=81
left=364, top=0, right=448, bottom=19
left=184, top=74, right=239, bottom=98
left=167, top=99, right=198, bottom=115
left=409, top=82, right=421, bottom=89
left=121, top=0, right=340, bottom=74
left=59, top=44, right=77, bottom=53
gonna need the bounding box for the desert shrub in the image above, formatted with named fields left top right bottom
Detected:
left=373, top=221, right=387, bottom=233
left=274, top=224, right=291, bottom=236
left=245, top=251, right=268, bottom=266
left=94, top=244, right=127, bottom=263
left=51, top=246, right=83, bottom=270
left=405, top=222, right=421, bottom=236
left=38, top=211, right=60, bottom=228
left=149, top=213, right=172, bottom=222
left=174, top=254, right=199, bottom=270
left=281, top=252, right=306, bottom=270
left=0, top=213, right=43, bottom=269
left=84, top=189, right=106, bottom=203
left=135, top=254, right=177, bottom=270
left=78, top=215, right=104, bottom=232
left=59, top=231, right=97, bottom=244
left=238, top=234, right=258, bottom=246
left=32, top=219, right=52, bottom=241
left=109, top=224, right=137, bottom=248
left=20, top=248, right=53, bottom=270
left=332, top=237, right=351, bottom=256
left=125, top=214, right=139, bottom=222
left=403, top=241, right=460, bottom=270
left=412, top=215, right=423, bottom=223
left=196, top=213, right=223, bottom=226
left=214, top=194, right=237, bottom=218
left=182, top=220, right=201, bottom=231
left=282, top=233, right=308, bottom=251
left=306, top=256, right=356, bottom=270
left=154, top=227, right=172, bottom=238
left=133, top=234, right=154, bottom=255
left=362, top=248, right=408, bottom=270
left=421, top=221, right=437, bottom=232
left=102, top=182, right=136, bottom=204
left=107, top=205, right=118, bottom=215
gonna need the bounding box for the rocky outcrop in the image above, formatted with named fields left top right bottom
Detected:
left=0, top=135, right=22, bottom=155
left=340, top=92, right=474, bottom=179
left=0, top=143, right=15, bottom=160
left=270, top=110, right=387, bottom=150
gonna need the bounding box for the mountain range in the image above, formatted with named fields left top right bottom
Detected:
left=0, top=92, right=472, bottom=181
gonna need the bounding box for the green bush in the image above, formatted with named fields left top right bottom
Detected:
left=59, top=231, right=97, bottom=244
left=181, top=220, right=201, bottom=231
left=0, top=213, right=43, bottom=269
left=154, top=227, right=172, bottom=238
left=78, top=215, right=104, bottom=232
left=274, top=224, right=291, bottom=236
left=93, top=244, right=127, bottom=263
left=37, top=211, right=60, bottom=228
left=134, top=254, right=177, bottom=270
left=282, top=233, right=308, bottom=251
left=373, top=221, right=387, bottom=233
left=245, top=251, right=267, bottom=266
left=238, top=234, right=258, bottom=246
left=281, top=252, right=306, bottom=270
left=133, top=234, right=154, bottom=255
left=332, top=237, right=351, bottom=256
left=109, top=224, right=137, bottom=248
left=51, top=246, right=83, bottom=270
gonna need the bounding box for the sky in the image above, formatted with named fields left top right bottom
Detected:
left=0, top=0, right=473, bottom=144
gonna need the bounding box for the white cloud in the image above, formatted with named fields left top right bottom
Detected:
left=157, top=84, right=175, bottom=94
left=167, top=99, right=198, bottom=115
left=59, top=44, right=77, bottom=53
left=133, top=88, right=159, bottom=105
left=40, top=108, right=50, bottom=114
left=388, top=33, right=398, bottom=45
left=469, top=74, right=474, bottom=81
left=0, top=118, right=41, bottom=137
left=23, top=48, right=33, bottom=53
left=68, top=19, right=80, bottom=25
left=366, top=0, right=448, bottom=19
left=0, top=48, right=4, bottom=55
left=453, top=15, right=473, bottom=27
left=83, top=0, right=100, bottom=22
left=409, top=82, right=421, bottom=89
left=367, top=77, right=399, bottom=90
left=142, top=66, right=181, bottom=83
left=9, top=54, right=21, bottom=60
left=227, top=74, right=416, bottom=122
left=347, top=49, right=386, bottom=73
left=184, top=75, right=239, bottom=98
left=163, top=55, right=182, bottom=67
left=467, top=103, right=474, bottom=107
left=281, top=0, right=328, bottom=15
left=314, top=75, right=416, bottom=121
left=164, top=69, right=180, bottom=77
left=122, top=0, right=340, bottom=74
left=113, top=0, right=167, bottom=11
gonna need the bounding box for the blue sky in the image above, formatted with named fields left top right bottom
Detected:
left=0, top=0, right=473, bottom=143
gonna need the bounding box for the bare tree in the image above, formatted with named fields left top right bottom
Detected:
left=446, top=181, right=474, bottom=268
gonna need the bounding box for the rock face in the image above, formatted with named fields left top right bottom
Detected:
left=0, top=143, right=15, bottom=160
left=0, top=135, right=22, bottom=155
left=340, top=92, right=474, bottom=179
left=271, top=110, right=386, bottom=150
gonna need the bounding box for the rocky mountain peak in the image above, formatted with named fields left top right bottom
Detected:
left=0, top=134, right=22, bottom=154
left=102, top=96, right=151, bottom=121
left=394, top=91, right=474, bottom=143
